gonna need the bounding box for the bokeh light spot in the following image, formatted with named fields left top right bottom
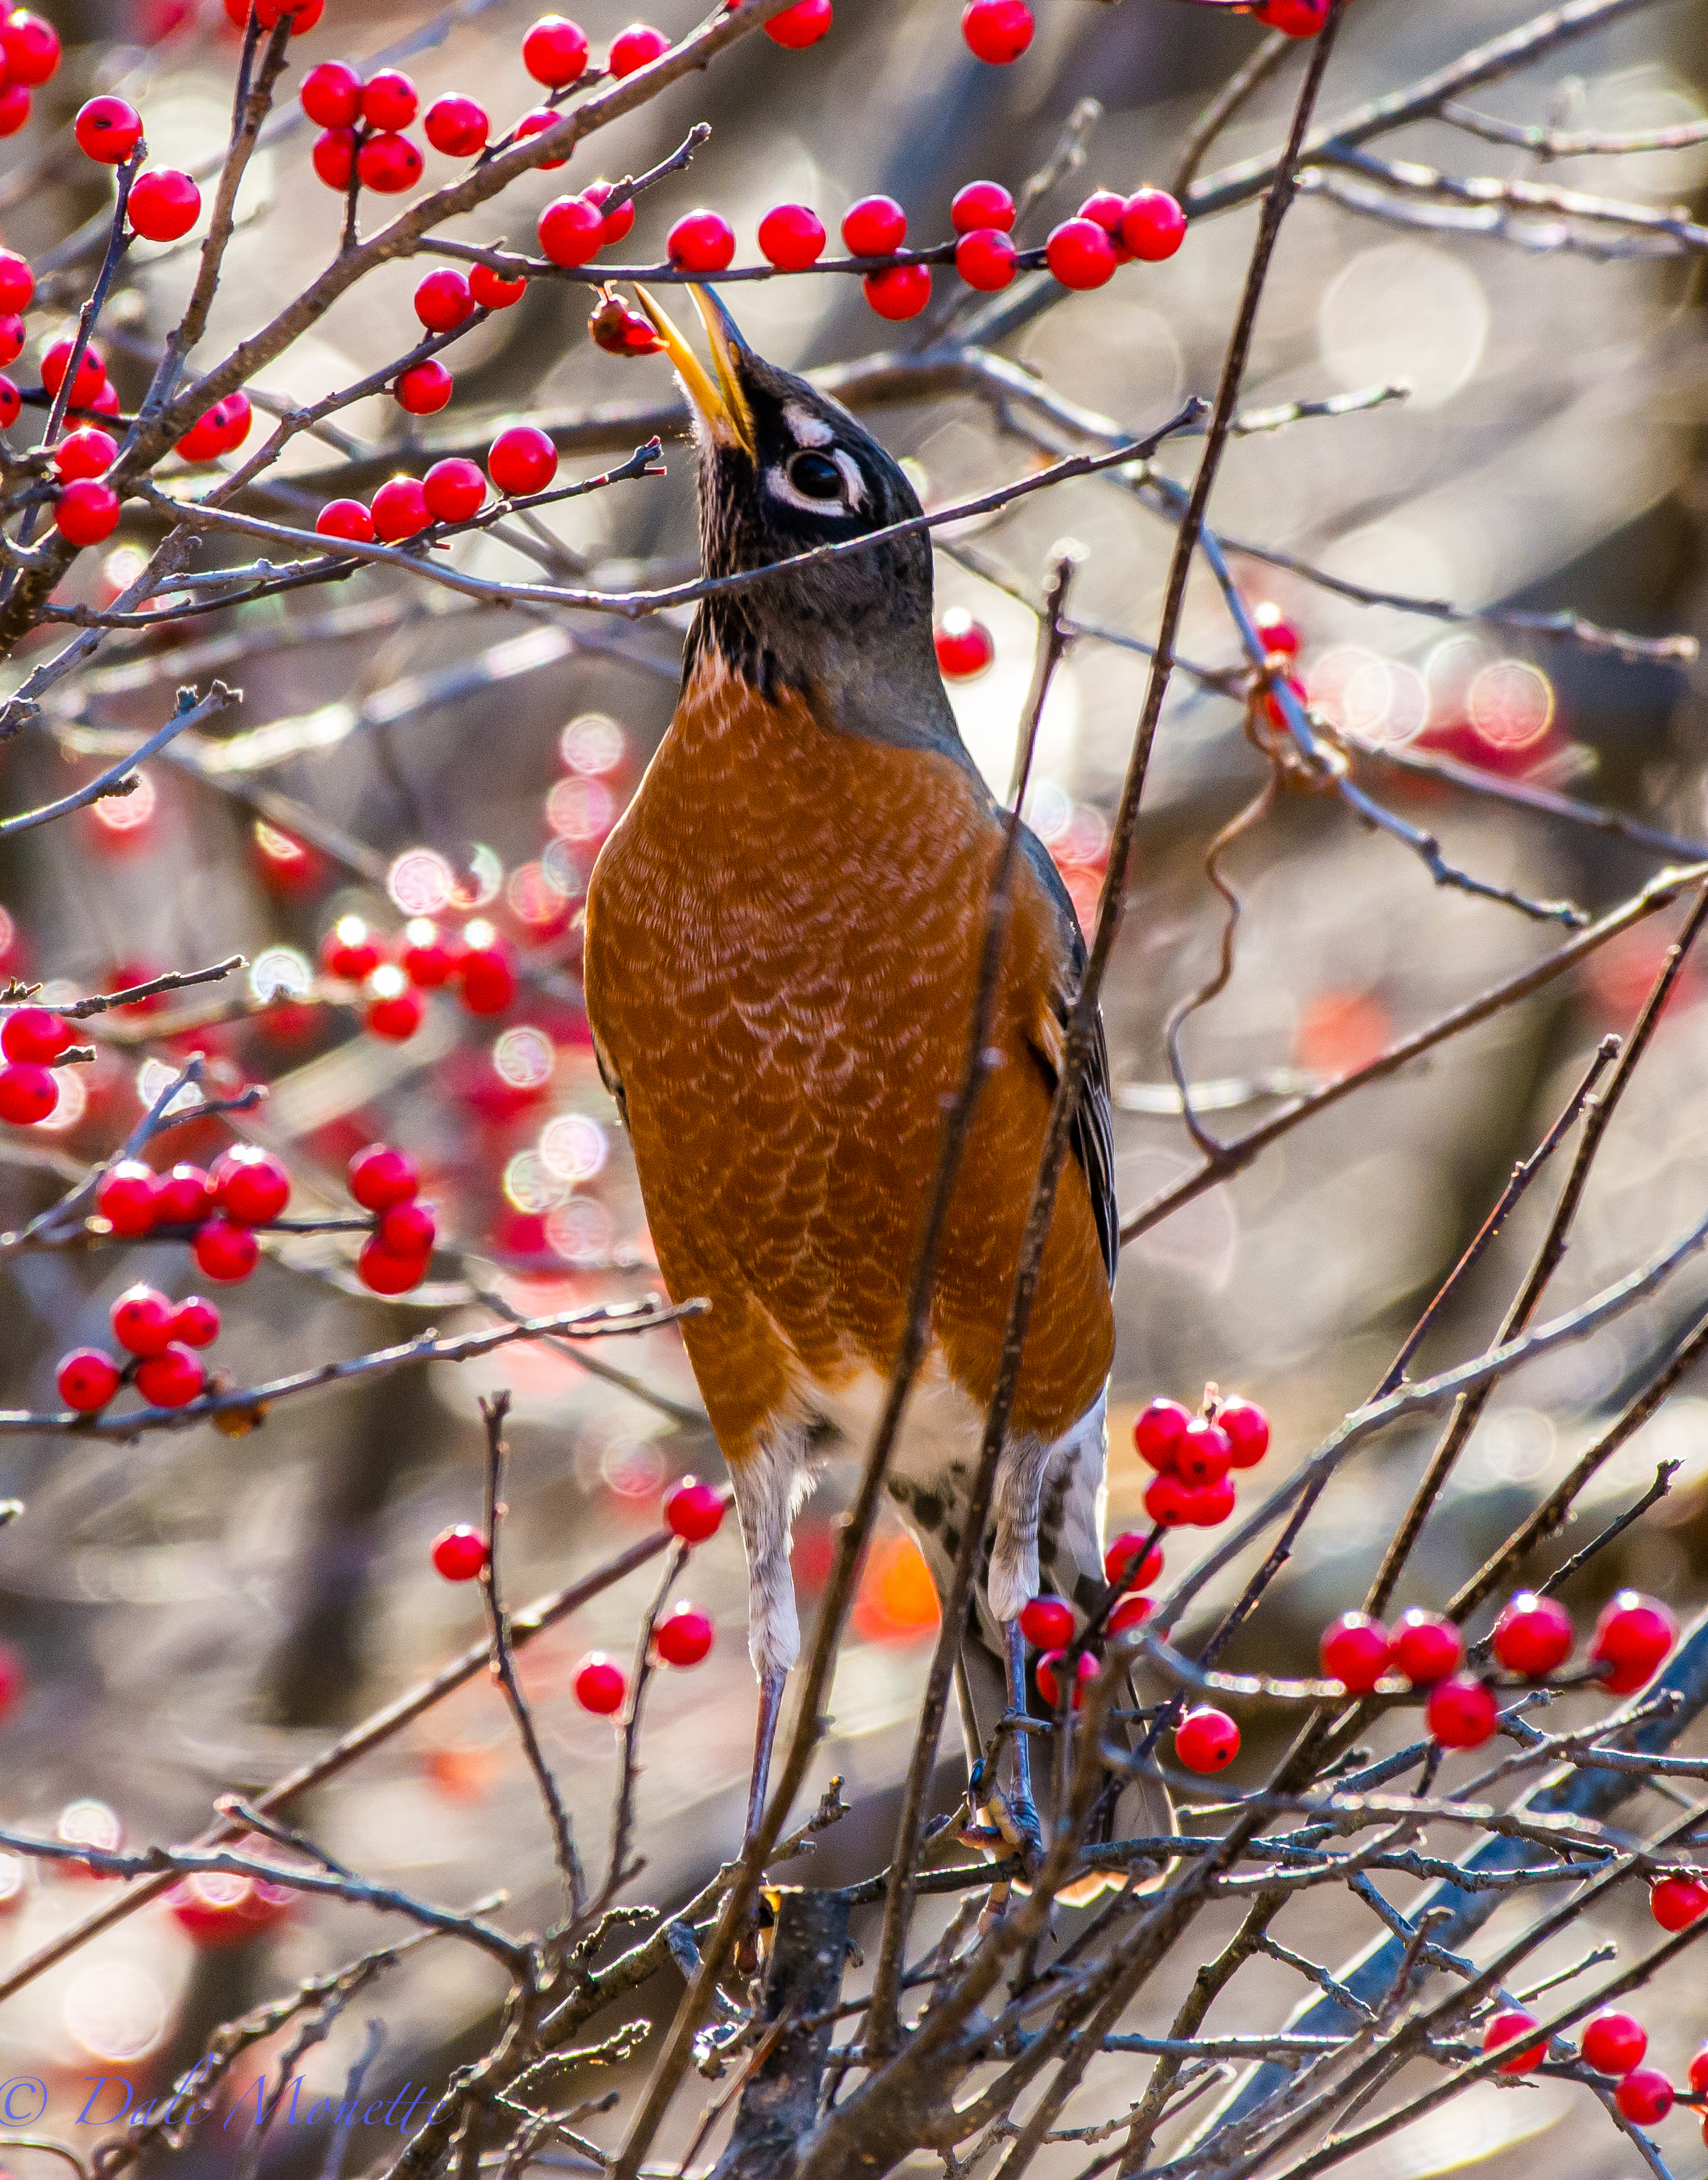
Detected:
left=559, top=713, right=626, bottom=776
left=494, top=1026, right=554, bottom=1090
left=389, top=847, right=456, bottom=916
left=1468, top=659, right=1554, bottom=750
left=540, top=1113, right=607, bottom=1182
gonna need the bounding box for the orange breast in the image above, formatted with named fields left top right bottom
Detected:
left=582, top=660, right=1114, bottom=1461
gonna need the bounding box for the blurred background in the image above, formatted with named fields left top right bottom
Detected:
left=3, top=0, right=1708, bottom=2171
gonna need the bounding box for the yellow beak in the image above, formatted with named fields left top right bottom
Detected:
left=633, top=283, right=756, bottom=456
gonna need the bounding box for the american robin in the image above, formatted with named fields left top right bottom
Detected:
left=582, top=285, right=1171, bottom=1883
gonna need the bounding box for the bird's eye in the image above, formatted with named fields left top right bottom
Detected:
left=786, top=450, right=845, bottom=502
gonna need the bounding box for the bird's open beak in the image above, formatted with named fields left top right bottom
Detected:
left=633, top=283, right=756, bottom=457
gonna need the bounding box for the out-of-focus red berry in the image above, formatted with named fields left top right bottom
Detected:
left=0, top=375, right=19, bottom=427
left=55, top=480, right=120, bottom=546
left=1107, top=1593, right=1152, bottom=1637
left=193, top=1217, right=259, bottom=1281
left=361, top=69, right=417, bottom=129
left=0, top=248, right=33, bottom=312
left=523, top=12, right=589, bottom=83
left=1134, top=1397, right=1191, bottom=1472
left=357, top=133, right=424, bottom=194
left=470, top=262, right=527, bottom=310
left=423, top=457, right=486, bottom=524
left=1121, top=187, right=1187, bottom=261
left=74, top=96, right=143, bottom=163
left=1019, top=1595, right=1073, bottom=1649
left=1590, top=1591, right=1676, bottom=1694
left=488, top=425, right=557, bottom=497
left=667, top=210, right=735, bottom=273
left=1581, top=2012, right=1647, bottom=2076
left=1036, top=1648, right=1097, bottom=1708
left=1181, top=1475, right=1236, bottom=1527
left=136, top=1341, right=204, bottom=1407
left=96, top=1160, right=159, bottom=1236
left=1254, top=600, right=1299, bottom=655
left=0, top=314, right=21, bottom=368
left=432, top=1524, right=487, bottom=1581
left=1104, top=1533, right=1163, bottom=1588
left=170, top=1295, right=221, bottom=1348
left=424, top=93, right=488, bottom=155
left=951, top=178, right=1014, bottom=232
left=665, top=1475, right=724, bottom=1542
left=1483, top=2008, right=1544, bottom=2073
left=1319, top=1612, right=1392, bottom=1693
left=128, top=169, right=202, bottom=242
left=758, top=203, right=825, bottom=271
left=378, top=1200, right=436, bottom=1257
left=400, top=920, right=460, bottom=986
left=1689, top=2045, right=1708, bottom=2095
left=58, top=1348, right=120, bottom=1412
left=320, top=915, right=384, bottom=981
left=608, top=21, right=668, bottom=72
left=365, top=974, right=424, bottom=1040
left=1175, top=1706, right=1238, bottom=1771
left=312, top=128, right=355, bottom=189
left=955, top=229, right=1016, bottom=290
left=301, top=60, right=362, bottom=128
left=934, top=610, right=993, bottom=679
left=372, top=476, right=430, bottom=539
left=765, top=0, right=830, bottom=43
left=1217, top=1396, right=1270, bottom=1467
left=2, top=1006, right=71, bottom=1063
left=538, top=193, right=605, bottom=266
left=1491, top=1592, right=1573, bottom=1678
left=459, top=928, right=516, bottom=1014
left=414, top=267, right=473, bottom=331
left=111, top=1283, right=175, bottom=1357
left=961, top=0, right=1032, bottom=61
left=394, top=358, right=452, bottom=414
left=655, top=1604, right=715, bottom=1665
left=348, top=1143, right=419, bottom=1210
left=1392, top=1609, right=1461, bottom=1685
left=0, top=83, right=29, bottom=135
left=155, top=1163, right=213, bottom=1224
left=574, top=1651, right=626, bottom=1713
left=1, top=12, right=60, bottom=86
left=514, top=108, right=571, bottom=169
left=1144, top=1471, right=1192, bottom=1528
left=841, top=195, right=905, bottom=256
left=357, top=1237, right=429, bottom=1293
left=212, top=1145, right=290, bottom=1225
left=1425, top=1674, right=1497, bottom=1748
left=1176, top=1418, right=1231, bottom=1485
left=1046, top=217, right=1116, bottom=289
left=316, top=498, right=374, bottom=543
left=1650, top=1873, right=1708, bottom=1930
left=1253, top=0, right=1330, bottom=31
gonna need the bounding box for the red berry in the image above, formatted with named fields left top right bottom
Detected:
left=961, top=0, right=1032, bottom=61
left=523, top=11, right=589, bottom=83
left=0, top=1061, right=57, bottom=1123
left=1, top=12, right=59, bottom=85
left=1217, top=1396, right=1270, bottom=1467
left=136, top=1341, right=204, bottom=1408
left=1689, top=2047, right=1708, bottom=2095
left=424, top=93, right=488, bottom=156
left=431, top=1524, right=487, bottom=1581
left=1590, top=1590, right=1676, bottom=1694
left=111, top=1283, right=174, bottom=1357
left=608, top=21, right=668, bottom=73
left=667, top=209, right=735, bottom=273
left=301, top=60, right=362, bottom=128
left=1392, top=1609, right=1461, bottom=1685
left=1491, top=1592, right=1573, bottom=1678
left=1134, top=1397, right=1191, bottom=1472
left=1035, top=1649, right=1097, bottom=1708
left=1019, top=1595, right=1073, bottom=1649
left=0, top=376, right=19, bottom=428
left=361, top=70, right=417, bottom=130
left=1143, top=1471, right=1193, bottom=1529
left=955, top=229, right=1016, bottom=290
left=934, top=610, right=993, bottom=679
left=538, top=193, right=605, bottom=267
left=1045, top=216, right=1116, bottom=290
left=357, top=1237, right=428, bottom=1293
left=1174, top=1706, right=1239, bottom=1771
left=1614, top=2069, right=1673, bottom=2126
left=1120, top=187, right=1187, bottom=262
left=55, top=479, right=120, bottom=546
left=365, top=976, right=423, bottom=1040
left=758, top=203, right=825, bottom=270
left=655, top=1603, right=715, bottom=1666
left=395, top=359, right=452, bottom=415
left=766, top=0, right=831, bottom=40
left=1253, top=0, right=1329, bottom=31
left=316, top=498, right=374, bottom=543
left=42, top=338, right=104, bottom=403
left=212, top=1145, right=290, bottom=1226
left=400, top=921, right=460, bottom=985
left=1424, top=1674, right=1497, bottom=1749
left=170, top=1295, right=221, bottom=1348
left=574, top=1651, right=626, bottom=1713
left=1581, top=2011, right=1647, bottom=2077
left=320, top=914, right=384, bottom=981
left=664, top=1475, right=724, bottom=1543
left=212, top=390, right=251, bottom=452
left=54, top=426, right=116, bottom=481
left=174, top=402, right=226, bottom=465
left=0, top=84, right=28, bottom=135
left=1483, top=2008, right=1544, bottom=2073
left=378, top=1199, right=437, bottom=1256
left=1077, top=189, right=1131, bottom=262
left=348, top=1144, right=419, bottom=1210
left=128, top=169, right=202, bottom=243
left=357, top=133, right=423, bottom=194
left=514, top=108, right=572, bottom=169
left=193, top=1218, right=259, bottom=1281
left=372, top=476, right=430, bottom=539
left=423, top=457, right=486, bottom=524
left=1650, top=1873, right=1708, bottom=1931
left=1176, top=1418, right=1231, bottom=1486
left=842, top=194, right=905, bottom=257
left=74, top=96, right=143, bottom=163
left=1254, top=601, right=1299, bottom=656
left=469, top=262, right=527, bottom=310
left=0, top=248, right=33, bottom=312
left=1319, top=1612, right=1392, bottom=1694
left=1181, top=1475, right=1236, bottom=1527
left=574, top=180, right=631, bottom=249
left=414, top=268, right=473, bottom=332
left=2, top=1006, right=71, bottom=1063
left=0, top=314, right=20, bottom=368
left=951, top=178, right=1014, bottom=233
left=312, top=127, right=355, bottom=189
left=58, top=1348, right=120, bottom=1413
left=1103, top=1533, right=1162, bottom=1588
left=253, top=0, right=325, bottom=31
left=96, top=1160, right=159, bottom=1236
left=155, top=1163, right=213, bottom=1224
left=1107, top=1593, right=1152, bottom=1636
left=459, top=931, right=516, bottom=1013
left=488, top=424, right=558, bottom=498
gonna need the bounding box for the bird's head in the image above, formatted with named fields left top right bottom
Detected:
left=635, top=283, right=952, bottom=736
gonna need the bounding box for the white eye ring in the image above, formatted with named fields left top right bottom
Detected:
left=765, top=446, right=866, bottom=515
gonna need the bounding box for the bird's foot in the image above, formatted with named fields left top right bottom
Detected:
left=984, top=1785, right=1045, bottom=1885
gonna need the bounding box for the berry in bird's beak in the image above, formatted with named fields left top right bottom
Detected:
left=589, top=289, right=665, bottom=357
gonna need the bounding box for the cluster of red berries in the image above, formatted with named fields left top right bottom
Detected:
left=316, top=912, right=519, bottom=1035
left=1134, top=1391, right=1269, bottom=1530
left=175, top=388, right=253, bottom=464
left=57, top=1281, right=225, bottom=1414
left=1020, top=1531, right=1164, bottom=1710
left=0, top=1003, right=83, bottom=1126
left=304, top=62, right=430, bottom=197
left=0, top=11, right=61, bottom=139
left=348, top=1143, right=437, bottom=1294
left=1486, top=2009, right=1708, bottom=2134
left=72, top=98, right=201, bottom=236
left=89, top=1145, right=289, bottom=1285
left=565, top=1477, right=726, bottom=1714
left=315, top=418, right=564, bottom=547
